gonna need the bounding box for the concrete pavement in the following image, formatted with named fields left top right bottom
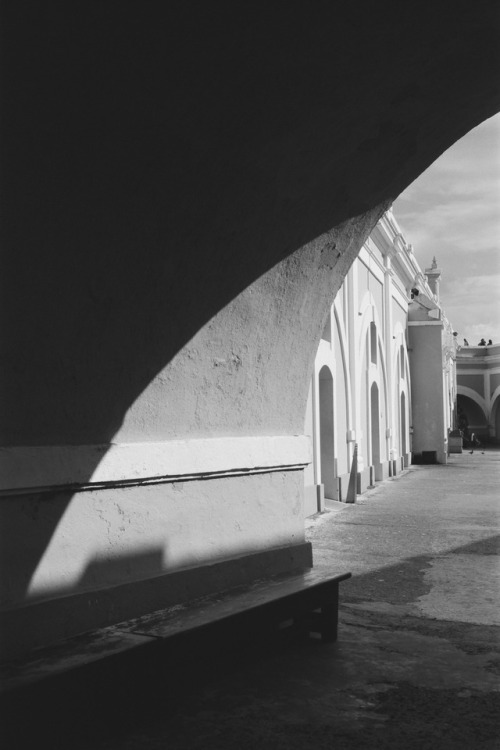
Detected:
left=3, top=448, right=499, bottom=748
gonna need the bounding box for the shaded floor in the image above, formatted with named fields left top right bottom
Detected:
left=2, top=449, right=500, bottom=749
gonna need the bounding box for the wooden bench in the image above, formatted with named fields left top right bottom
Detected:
left=0, top=568, right=351, bottom=694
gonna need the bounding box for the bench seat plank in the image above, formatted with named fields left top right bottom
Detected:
left=0, top=630, right=154, bottom=693
left=124, top=569, right=351, bottom=639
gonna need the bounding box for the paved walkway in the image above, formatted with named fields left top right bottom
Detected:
left=4, top=449, right=500, bottom=749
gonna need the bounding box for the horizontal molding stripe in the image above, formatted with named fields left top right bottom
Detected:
left=407, top=320, right=443, bottom=327
left=0, top=436, right=312, bottom=495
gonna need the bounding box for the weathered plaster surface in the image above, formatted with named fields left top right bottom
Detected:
left=0, top=435, right=311, bottom=492
left=0, top=471, right=305, bottom=610
left=408, top=325, right=446, bottom=460
left=118, top=213, right=384, bottom=442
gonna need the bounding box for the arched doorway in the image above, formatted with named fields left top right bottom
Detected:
left=371, top=382, right=380, bottom=468
left=492, top=397, right=500, bottom=444
left=457, top=394, right=488, bottom=440
left=401, top=392, right=407, bottom=456
left=3, top=4, right=500, bottom=660
left=319, top=366, right=336, bottom=500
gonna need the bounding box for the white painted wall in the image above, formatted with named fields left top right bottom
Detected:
left=304, top=208, right=459, bottom=511
left=1, top=470, right=306, bottom=610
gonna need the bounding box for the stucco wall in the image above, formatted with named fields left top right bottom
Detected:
left=334, top=322, right=350, bottom=477
left=458, top=374, right=485, bottom=398
left=0, top=469, right=313, bottom=655
left=491, top=373, right=500, bottom=398
left=1, top=471, right=306, bottom=611
left=392, top=299, right=408, bottom=335
left=408, top=325, right=446, bottom=461
left=303, top=385, right=315, bottom=489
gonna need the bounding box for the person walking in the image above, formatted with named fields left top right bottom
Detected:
left=469, top=432, right=476, bottom=454
left=469, top=432, right=484, bottom=454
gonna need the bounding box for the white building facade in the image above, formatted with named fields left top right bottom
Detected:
left=304, top=210, right=458, bottom=516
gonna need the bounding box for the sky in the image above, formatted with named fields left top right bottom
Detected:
left=392, top=113, right=500, bottom=346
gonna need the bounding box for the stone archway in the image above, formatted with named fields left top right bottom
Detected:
left=492, top=397, right=500, bottom=443
left=2, top=4, right=500, bottom=657
left=3, top=5, right=500, bottom=454
left=457, top=394, right=489, bottom=441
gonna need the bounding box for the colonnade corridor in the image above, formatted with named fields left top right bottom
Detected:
left=2, top=448, right=499, bottom=749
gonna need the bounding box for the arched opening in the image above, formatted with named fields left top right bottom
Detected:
left=333, top=311, right=350, bottom=478
left=492, top=396, right=500, bottom=444
left=401, top=392, right=407, bottom=456
left=3, top=3, right=500, bottom=659
left=457, top=394, right=488, bottom=440
left=370, top=382, right=381, bottom=468
left=319, top=366, right=336, bottom=500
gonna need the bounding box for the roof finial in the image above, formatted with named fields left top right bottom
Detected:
left=431, top=256, right=437, bottom=269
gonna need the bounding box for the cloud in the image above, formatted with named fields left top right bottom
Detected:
left=393, top=113, right=500, bottom=339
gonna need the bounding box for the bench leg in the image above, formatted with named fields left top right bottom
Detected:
left=300, top=586, right=340, bottom=642
left=320, top=585, right=339, bottom=643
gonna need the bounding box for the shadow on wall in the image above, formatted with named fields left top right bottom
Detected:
left=0, top=529, right=310, bottom=658
left=3, top=5, right=499, bottom=449
left=2, top=4, right=500, bottom=626
left=0, top=546, right=166, bottom=658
